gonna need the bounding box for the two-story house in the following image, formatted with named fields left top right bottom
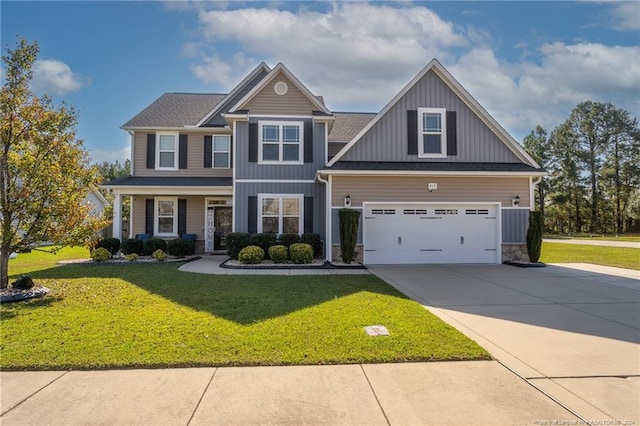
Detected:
left=103, top=59, right=545, bottom=264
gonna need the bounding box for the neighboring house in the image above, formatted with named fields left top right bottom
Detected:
left=102, top=59, right=544, bottom=264
left=85, top=187, right=110, bottom=218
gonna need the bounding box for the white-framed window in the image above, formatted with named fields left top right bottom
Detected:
left=418, top=108, right=447, bottom=158
left=154, top=197, right=178, bottom=236
left=258, top=194, right=303, bottom=234
left=156, top=132, right=179, bottom=170
left=213, top=135, right=230, bottom=168
left=258, top=121, right=304, bottom=164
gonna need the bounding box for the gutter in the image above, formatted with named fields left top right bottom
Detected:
left=316, top=172, right=331, bottom=262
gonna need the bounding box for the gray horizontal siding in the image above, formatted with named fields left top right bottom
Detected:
left=331, top=208, right=363, bottom=245
left=234, top=182, right=325, bottom=239
left=502, top=208, right=529, bottom=243
left=341, top=70, right=521, bottom=163
left=235, top=120, right=326, bottom=180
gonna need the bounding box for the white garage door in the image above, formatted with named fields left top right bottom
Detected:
left=363, top=203, right=499, bottom=264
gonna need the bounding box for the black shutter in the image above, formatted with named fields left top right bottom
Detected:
left=248, top=196, right=257, bottom=234
left=146, top=134, right=156, bottom=169
left=178, top=199, right=187, bottom=235
left=304, top=121, right=313, bottom=163
left=179, top=134, right=188, bottom=169
left=304, top=197, right=313, bottom=234
left=446, top=111, right=457, bottom=156
left=204, top=136, right=212, bottom=168
left=249, top=123, right=258, bottom=162
left=407, top=110, right=418, bottom=155
left=145, top=199, right=154, bottom=235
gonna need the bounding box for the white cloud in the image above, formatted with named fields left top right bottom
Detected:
left=30, top=59, right=88, bottom=96
left=89, top=146, right=131, bottom=165
left=608, top=1, right=640, bottom=31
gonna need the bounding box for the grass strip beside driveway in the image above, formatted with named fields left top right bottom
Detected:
left=2, top=250, right=489, bottom=370
left=541, top=242, right=639, bottom=270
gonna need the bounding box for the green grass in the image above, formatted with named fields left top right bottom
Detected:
left=1, top=249, right=489, bottom=370
left=541, top=242, right=640, bottom=270
left=544, top=234, right=640, bottom=242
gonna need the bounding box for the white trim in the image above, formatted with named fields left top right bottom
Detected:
left=327, top=59, right=540, bottom=168
left=257, top=193, right=304, bottom=234
left=324, top=121, right=329, bottom=165
left=232, top=120, right=237, bottom=232
left=235, top=179, right=316, bottom=184
left=128, top=195, right=133, bottom=239
left=250, top=114, right=315, bottom=119
left=154, top=196, right=178, bottom=237
left=155, top=132, right=179, bottom=170
left=417, top=107, right=447, bottom=158
left=319, top=170, right=547, bottom=177
left=108, top=186, right=231, bottom=196
left=330, top=206, right=364, bottom=209
left=501, top=206, right=530, bottom=210
left=230, top=63, right=332, bottom=115
left=212, top=135, right=231, bottom=169
left=122, top=126, right=230, bottom=132
left=195, top=62, right=272, bottom=127
left=258, top=120, right=304, bottom=165
left=129, top=130, right=135, bottom=176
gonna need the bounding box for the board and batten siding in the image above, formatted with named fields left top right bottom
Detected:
left=502, top=208, right=529, bottom=243
left=242, top=71, right=319, bottom=116
left=131, top=196, right=208, bottom=240
left=133, top=131, right=233, bottom=178
left=340, top=70, right=521, bottom=164
left=331, top=176, right=530, bottom=208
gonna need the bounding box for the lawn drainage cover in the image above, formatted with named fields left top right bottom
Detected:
left=364, top=325, right=389, bottom=336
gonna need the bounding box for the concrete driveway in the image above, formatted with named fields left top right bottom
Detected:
left=369, top=263, right=640, bottom=423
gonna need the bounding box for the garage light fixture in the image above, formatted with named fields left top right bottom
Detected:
left=512, top=195, right=520, bottom=207
left=344, top=194, right=351, bottom=207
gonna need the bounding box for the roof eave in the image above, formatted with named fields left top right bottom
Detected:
left=318, top=169, right=547, bottom=177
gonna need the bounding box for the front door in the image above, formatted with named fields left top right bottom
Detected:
left=205, top=205, right=233, bottom=252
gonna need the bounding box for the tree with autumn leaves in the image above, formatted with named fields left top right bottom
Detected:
left=0, top=38, right=109, bottom=288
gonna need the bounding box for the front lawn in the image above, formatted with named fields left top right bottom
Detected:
left=544, top=234, right=640, bottom=242
left=541, top=242, right=640, bottom=270
left=1, top=249, right=489, bottom=370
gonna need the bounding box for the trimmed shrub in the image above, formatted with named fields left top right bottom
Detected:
left=250, top=233, right=277, bottom=258
left=290, top=243, right=313, bottom=264
left=527, top=210, right=544, bottom=263
left=121, top=238, right=144, bottom=255
left=125, top=253, right=138, bottom=262
left=238, top=245, right=265, bottom=264
left=167, top=239, right=195, bottom=257
left=96, top=237, right=120, bottom=255
left=268, top=245, right=289, bottom=263
left=226, top=233, right=251, bottom=259
left=338, top=208, right=361, bottom=264
left=301, top=233, right=322, bottom=258
left=91, top=247, right=111, bottom=262
left=278, top=233, right=300, bottom=248
left=152, top=249, right=168, bottom=262
left=144, top=238, right=167, bottom=256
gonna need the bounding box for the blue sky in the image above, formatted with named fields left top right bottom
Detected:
left=2, top=1, right=639, bottom=164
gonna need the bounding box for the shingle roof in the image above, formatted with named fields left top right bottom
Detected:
left=103, top=176, right=233, bottom=186
left=328, top=112, right=376, bottom=143
left=122, top=93, right=227, bottom=128
left=323, top=161, right=545, bottom=173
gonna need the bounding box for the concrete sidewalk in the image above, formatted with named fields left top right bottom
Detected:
left=544, top=238, right=640, bottom=248
left=1, top=362, right=576, bottom=425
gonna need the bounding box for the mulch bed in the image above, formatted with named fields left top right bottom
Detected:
left=56, top=255, right=201, bottom=265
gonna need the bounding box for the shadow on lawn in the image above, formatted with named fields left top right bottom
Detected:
left=23, top=263, right=407, bottom=325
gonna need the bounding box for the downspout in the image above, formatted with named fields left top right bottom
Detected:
left=316, top=172, right=331, bottom=262
left=530, top=176, right=542, bottom=211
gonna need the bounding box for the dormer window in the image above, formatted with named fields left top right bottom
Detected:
left=156, top=132, right=179, bottom=169
left=258, top=121, right=304, bottom=164
left=418, top=108, right=447, bottom=158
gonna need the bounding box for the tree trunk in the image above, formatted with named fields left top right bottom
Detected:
left=590, top=157, right=598, bottom=233
left=0, top=250, right=9, bottom=289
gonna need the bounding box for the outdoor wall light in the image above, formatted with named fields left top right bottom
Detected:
left=344, top=194, right=351, bottom=207
left=512, top=195, right=520, bottom=207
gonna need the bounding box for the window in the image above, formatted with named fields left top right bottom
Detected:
left=156, top=132, right=179, bottom=169
left=213, top=135, right=230, bottom=168
left=155, top=197, right=177, bottom=236
left=418, top=108, right=446, bottom=158
left=258, top=121, right=303, bottom=164
left=258, top=194, right=303, bottom=234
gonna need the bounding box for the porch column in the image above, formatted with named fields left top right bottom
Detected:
left=112, top=193, right=122, bottom=240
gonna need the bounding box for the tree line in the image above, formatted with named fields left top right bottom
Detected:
left=523, top=101, right=640, bottom=235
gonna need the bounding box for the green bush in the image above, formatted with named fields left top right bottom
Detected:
left=268, top=245, right=289, bottom=263
left=167, top=239, right=195, bottom=257
left=90, top=247, right=111, bottom=262
left=278, top=233, right=300, bottom=248
left=289, top=243, right=313, bottom=264
left=121, top=238, right=144, bottom=255
left=144, top=238, right=167, bottom=256
left=226, top=233, right=251, bottom=259
left=125, top=253, right=138, bottom=262
left=152, top=249, right=168, bottom=262
left=527, top=211, right=544, bottom=263
left=301, top=233, right=322, bottom=257
left=338, top=208, right=361, bottom=264
left=96, top=237, right=120, bottom=255
left=238, top=245, right=265, bottom=264
left=250, top=233, right=277, bottom=258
